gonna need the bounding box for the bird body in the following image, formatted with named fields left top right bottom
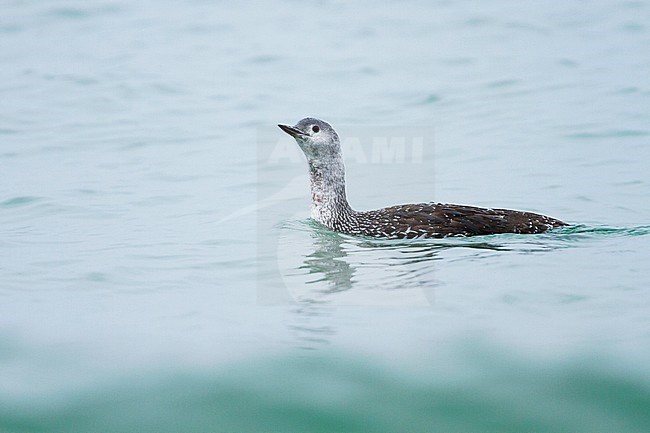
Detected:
left=278, top=117, right=566, bottom=239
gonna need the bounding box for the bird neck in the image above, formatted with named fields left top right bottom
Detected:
left=307, top=156, right=354, bottom=224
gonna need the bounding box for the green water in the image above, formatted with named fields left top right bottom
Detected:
left=2, top=0, right=650, bottom=431
left=3, top=348, right=650, bottom=433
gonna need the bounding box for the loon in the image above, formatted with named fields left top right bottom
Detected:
left=278, top=117, right=567, bottom=239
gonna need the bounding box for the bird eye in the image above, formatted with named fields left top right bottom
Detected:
left=312, top=125, right=320, bottom=133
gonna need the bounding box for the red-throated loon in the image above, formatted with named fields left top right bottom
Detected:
left=278, top=117, right=567, bottom=239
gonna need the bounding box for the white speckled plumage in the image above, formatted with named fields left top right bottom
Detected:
left=278, top=117, right=566, bottom=239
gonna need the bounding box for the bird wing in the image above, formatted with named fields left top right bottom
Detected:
left=365, top=202, right=565, bottom=238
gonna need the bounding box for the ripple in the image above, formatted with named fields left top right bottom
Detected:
left=485, top=79, right=518, bottom=88
left=0, top=196, right=41, bottom=208
left=417, top=94, right=441, bottom=105
left=564, top=130, right=649, bottom=139
left=557, top=224, right=650, bottom=237
left=278, top=220, right=612, bottom=305
left=44, top=7, right=91, bottom=19
left=42, top=4, right=122, bottom=20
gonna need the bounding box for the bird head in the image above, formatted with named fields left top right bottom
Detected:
left=278, top=117, right=341, bottom=161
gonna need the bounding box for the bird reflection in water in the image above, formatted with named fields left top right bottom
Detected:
left=286, top=223, right=560, bottom=349
left=298, top=224, right=527, bottom=304
left=299, top=229, right=355, bottom=293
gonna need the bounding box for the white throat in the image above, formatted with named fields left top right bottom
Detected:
left=307, top=155, right=352, bottom=226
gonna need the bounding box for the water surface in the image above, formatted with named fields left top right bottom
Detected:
left=1, top=0, right=650, bottom=431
